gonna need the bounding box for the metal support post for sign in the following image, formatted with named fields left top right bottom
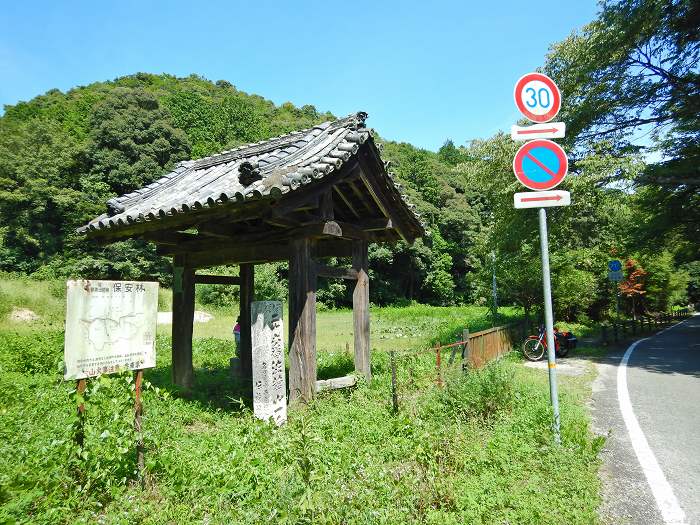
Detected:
left=134, top=369, right=145, bottom=484
left=538, top=208, right=561, bottom=444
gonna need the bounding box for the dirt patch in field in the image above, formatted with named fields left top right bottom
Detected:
left=8, top=308, right=41, bottom=323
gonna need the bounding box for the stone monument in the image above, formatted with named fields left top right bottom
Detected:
left=250, top=301, right=286, bottom=425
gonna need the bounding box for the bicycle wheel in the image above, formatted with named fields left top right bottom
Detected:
left=522, top=338, right=545, bottom=361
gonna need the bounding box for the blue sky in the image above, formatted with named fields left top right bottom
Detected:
left=0, top=1, right=598, bottom=151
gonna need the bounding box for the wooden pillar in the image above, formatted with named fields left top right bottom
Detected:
left=172, top=256, right=195, bottom=392
left=288, top=238, right=317, bottom=402
left=353, top=240, right=371, bottom=381
left=239, top=264, right=255, bottom=382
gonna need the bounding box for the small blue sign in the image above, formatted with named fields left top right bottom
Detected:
left=608, top=260, right=622, bottom=272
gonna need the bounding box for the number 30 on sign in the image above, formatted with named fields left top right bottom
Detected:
left=514, top=72, right=561, bottom=123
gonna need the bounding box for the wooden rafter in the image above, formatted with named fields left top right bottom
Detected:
left=333, top=186, right=361, bottom=219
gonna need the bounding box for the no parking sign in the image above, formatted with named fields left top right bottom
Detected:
left=512, top=139, right=568, bottom=190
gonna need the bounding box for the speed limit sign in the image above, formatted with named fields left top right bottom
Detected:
left=514, top=72, right=561, bottom=123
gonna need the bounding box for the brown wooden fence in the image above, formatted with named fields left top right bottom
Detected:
left=432, top=323, right=521, bottom=386
left=464, top=324, right=519, bottom=368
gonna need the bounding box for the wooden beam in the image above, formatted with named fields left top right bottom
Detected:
left=186, top=242, right=290, bottom=267
left=315, top=262, right=359, bottom=280
left=320, top=190, right=334, bottom=221
left=288, top=238, right=317, bottom=402
left=348, top=181, right=374, bottom=213
left=264, top=216, right=301, bottom=229
left=193, top=274, right=241, bottom=286
left=352, top=240, right=371, bottom=381
left=142, top=231, right=199, bottom=245
left=161, top=220, right=363, bottom=257
left=334, top=221, right=369, bottom=240
left=358, top=217, right=393, bottom=231
left=316, top=375, right=358, bottom=393
left=239, top=264, right=254, bottom=384
left=172, top=256, right=195, bottom=393
left=183, top=238, right=353, bottom=268
left=333, top=186, right=361, bottom=219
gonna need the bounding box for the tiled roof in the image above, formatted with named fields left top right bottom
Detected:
left=79, top=112, right=424, bottom=236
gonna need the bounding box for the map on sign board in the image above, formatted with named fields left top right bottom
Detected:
left=64, top=280, right=158, bottom=380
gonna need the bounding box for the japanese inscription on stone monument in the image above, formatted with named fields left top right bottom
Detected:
left=64, top=280, right=158, bottom=380
left=251, top=301, right=286, bottom=426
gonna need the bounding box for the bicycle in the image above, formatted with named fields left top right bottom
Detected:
left=522, top=325, right=571, bottom=361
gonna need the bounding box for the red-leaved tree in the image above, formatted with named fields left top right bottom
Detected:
left=619, top=258, right=646, bottom=319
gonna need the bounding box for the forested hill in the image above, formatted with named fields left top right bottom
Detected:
left=0, top=73, right=484, bottom=306
left=0, top=59, right=697, bottom=319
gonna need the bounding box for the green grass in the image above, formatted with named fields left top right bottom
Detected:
left=0, top=276, right=603, bottom=524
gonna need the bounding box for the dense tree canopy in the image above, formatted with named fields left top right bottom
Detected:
left=1, top=0, right=696, bottom=321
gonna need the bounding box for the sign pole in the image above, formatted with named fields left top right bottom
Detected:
left=134, top=369, right=145, bottom=484
left=538, top=208, right=561, bottom=443
left=75, top=378, right=87, bottom=448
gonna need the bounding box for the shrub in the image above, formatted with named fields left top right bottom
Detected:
left=438, top=361, right=515, bottom=421
left=0, top=330, right=64, bottom=375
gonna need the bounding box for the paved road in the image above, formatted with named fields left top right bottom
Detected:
left=592, top=314, right=700, bottom=525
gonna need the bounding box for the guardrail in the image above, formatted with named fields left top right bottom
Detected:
left=600, top=308, right=692, bottom=344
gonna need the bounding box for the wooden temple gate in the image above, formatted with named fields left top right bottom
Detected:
left=80, top=112, right=424, bottom=402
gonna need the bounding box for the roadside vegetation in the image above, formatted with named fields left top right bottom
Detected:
left=0, top=275, right=603, bottom=524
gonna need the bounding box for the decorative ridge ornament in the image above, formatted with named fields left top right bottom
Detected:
left=238, top=161, right=262, bottom=186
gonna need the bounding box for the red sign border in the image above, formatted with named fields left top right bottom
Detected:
left=512, top=139, right=568, bottom=191
left=514, top=73, right=561, bottom=123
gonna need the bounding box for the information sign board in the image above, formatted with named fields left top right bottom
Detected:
left=64, top=280, right=158, bottom=380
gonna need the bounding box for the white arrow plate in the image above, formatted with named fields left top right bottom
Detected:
left=514, top=190, right=570, bottom=209
left=511, top=122, right=566, bottom=141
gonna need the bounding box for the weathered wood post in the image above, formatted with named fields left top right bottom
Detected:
left=239, top=264, right=255, bottom=382
left=352, top=240, right=371, bottom=381
left=462, top=328, right=470, bottom=371
left=288, top=238, right=317, bottom=402
left=172, top=256, right=195, bottom=392
left=390, top=350, right=398, bottom=413
left=134, top=369, right=145, bottom=483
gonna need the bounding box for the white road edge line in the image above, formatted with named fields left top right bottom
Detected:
left=617, top=318, right=690, bottom=525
